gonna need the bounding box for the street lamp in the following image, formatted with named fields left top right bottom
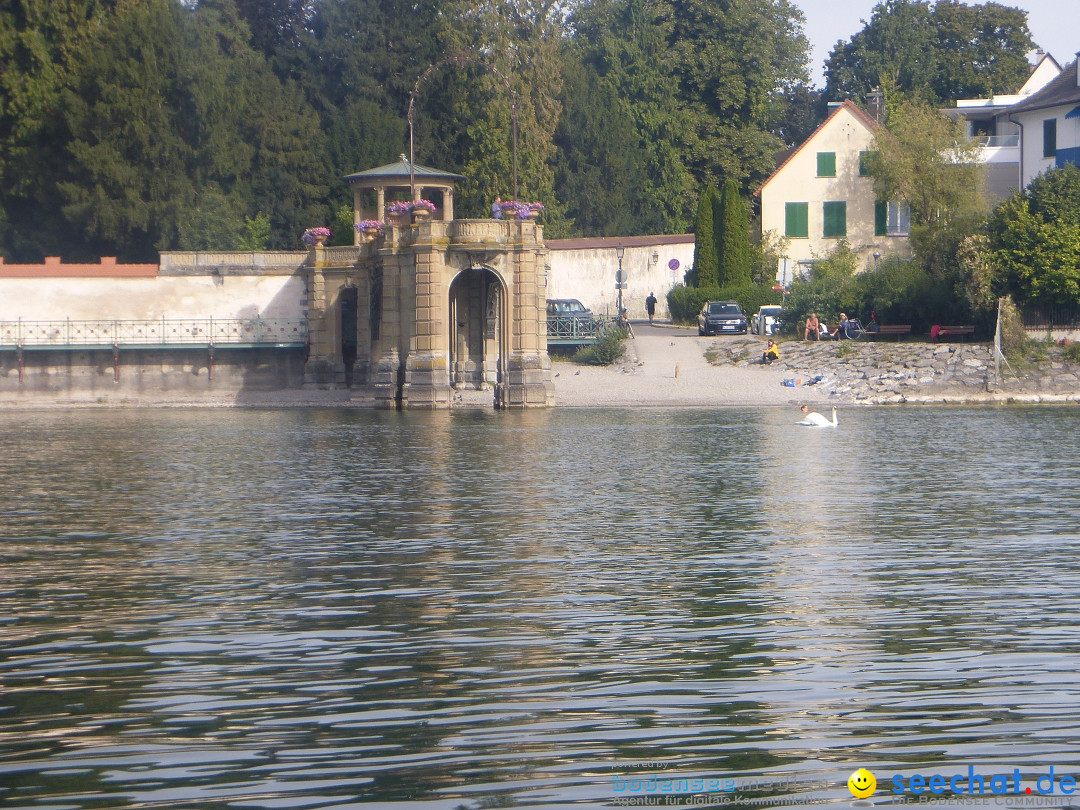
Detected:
left=615, top=242, right=626, bottom=320
left=873, top=251, right=881, bottom=270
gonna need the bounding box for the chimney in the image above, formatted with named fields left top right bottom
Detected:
left=866, top=88, right=885, bottom=124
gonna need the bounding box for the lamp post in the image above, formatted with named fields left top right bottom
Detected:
left=615, top=242, right=626, bottom=319
left=873, top=251, right=881, bottom=270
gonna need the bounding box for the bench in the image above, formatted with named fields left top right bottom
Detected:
left=865, top=324, right=911, bottom=341
left=932, top=325, right=975, bottom=342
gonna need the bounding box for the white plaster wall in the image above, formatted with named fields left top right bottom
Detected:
left=0, top=274, right=306, bottom=322
left=760, top=105, right=910, bottom=270
left=1016, top=104, right=1080, bottom=188
left=546, top=241, right=695, bottom=319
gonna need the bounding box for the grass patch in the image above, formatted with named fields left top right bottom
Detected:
left=1063, top=342, right=1080, bottom=364
left=835, top=341, right=856, bottom=359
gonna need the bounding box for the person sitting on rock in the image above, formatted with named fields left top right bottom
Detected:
left=762, top=339, right=779, bottom=364
left=831, top=313, right=850, bottom=340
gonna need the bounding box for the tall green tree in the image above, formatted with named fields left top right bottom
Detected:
left=555, top=0, right=692, bottom=236
left=52, top=0, right=328, bottom=259
left=658, top=0, right=809, bottom=190
left=824, top=0, right=1033, bottom=105
left=0, top=0, right=117, bottom=257
left=691, top=184, right=720, bottom=287
left=716, top=179, right=751, bottom=287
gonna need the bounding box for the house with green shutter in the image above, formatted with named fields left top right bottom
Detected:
left=756, top=100, right=910, bottom=281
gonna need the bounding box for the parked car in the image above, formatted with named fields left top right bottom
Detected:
left=546, top=299, right=593, bottom=320
left=752, top=305, right=783, bottom=336
left=698, top=301, right=748, bottom=336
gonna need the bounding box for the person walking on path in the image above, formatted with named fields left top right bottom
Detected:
left=645, top=292, right=658, bottom=324
left=491, top=195, right=503, bottom=219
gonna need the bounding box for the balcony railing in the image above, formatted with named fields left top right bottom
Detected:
left=975, top=135, right=1019, bottom=148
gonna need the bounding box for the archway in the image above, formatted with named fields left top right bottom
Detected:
left=448, top=266, right=505, bottom=392
left=339, top=285, right=358, bottom=387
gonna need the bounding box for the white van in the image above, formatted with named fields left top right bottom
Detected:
left=753, top=305, right=783, bottom=336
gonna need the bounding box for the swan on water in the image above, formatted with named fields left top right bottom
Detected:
left=796, top=406, right=837, bottom=427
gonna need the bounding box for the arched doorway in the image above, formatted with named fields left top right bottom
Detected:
left=339, top=285, right=358, bottom=387
left=448, top=267, right=505, bottom=392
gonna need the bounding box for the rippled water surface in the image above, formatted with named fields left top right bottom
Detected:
left=3, top=406, right=1080, bottom=809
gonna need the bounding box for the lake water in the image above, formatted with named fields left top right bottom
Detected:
left=3, top=406, right=1080, bottom=809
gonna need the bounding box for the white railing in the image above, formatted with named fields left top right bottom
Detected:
left=0, top=318, right=308, bottom=347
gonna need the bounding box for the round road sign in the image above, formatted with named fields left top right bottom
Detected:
left=668, top=258, right=680, bottom=271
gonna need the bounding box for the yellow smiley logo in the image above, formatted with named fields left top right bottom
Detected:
left=848, top=768, right=877, bottom=798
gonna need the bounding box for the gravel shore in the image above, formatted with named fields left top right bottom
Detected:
left=551, top=323, right=831, bottom=408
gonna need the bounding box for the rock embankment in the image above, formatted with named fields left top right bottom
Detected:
left=706, top=336, right=1080, bottom=404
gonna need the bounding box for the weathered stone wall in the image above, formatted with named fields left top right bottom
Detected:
left=709, top=337, right=1080, bottom=404
left=0, top=347, right=306, bottom=401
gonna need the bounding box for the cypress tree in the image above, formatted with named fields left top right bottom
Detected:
left=717, top=179, right=752, bottom=286
left=692, top=184, right=720, bottom=287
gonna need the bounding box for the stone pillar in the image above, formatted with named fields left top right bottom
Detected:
left=371, top=251, right=405, bottom=408
left=303, top=251, right=347, bottom=387
left=351, top=267, right=372, bottom=389
left=352, top=186, right=362, bottom=245
left=444, top=186, right=454, bottom=222
left=402, top=243, right=452, bottom=408
left=500, top=221, right=554, bottom=408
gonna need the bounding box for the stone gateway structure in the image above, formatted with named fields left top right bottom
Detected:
left=303, top=191, right=554, bottom=409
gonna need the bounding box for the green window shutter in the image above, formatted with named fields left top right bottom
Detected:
left=875, top=201, right=887, bottom=236
left=785, top=202, right=808, bottom=238
left=823, top=201, right=846, bottom=238
left=817, top=152, right=836, bottom=177
left=1044, top=119, right=1057, bottom=158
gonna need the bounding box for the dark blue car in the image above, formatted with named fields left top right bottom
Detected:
left=698, top=301, right=748, bottom=336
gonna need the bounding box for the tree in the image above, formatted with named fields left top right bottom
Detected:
left=657, top=0, right=810, bottom=190
left=51, top=0, right=328, bottom=259
left=866, top=97, right=986, bottom=274
left=824, top=0, right=1033, bottom=105
left=691, top=185, right=720, bottom=287
left=716, top=179, right=751, bottom=286
left=0, top=0, right=117, bottom=257
left=557, top=0, right=693, bottom=235
left=983, top=164, right=1080, bottom=307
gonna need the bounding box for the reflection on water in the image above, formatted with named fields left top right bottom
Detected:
left=2, top=406, right=1080, bottom=809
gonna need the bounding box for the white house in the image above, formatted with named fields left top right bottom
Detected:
left=756, top=100, right=910, bottom=279
left=944, top=51, right=1062, bottom=200
left=1006, top=56, right=1080, bottom=188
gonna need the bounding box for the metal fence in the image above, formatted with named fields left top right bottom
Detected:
left=546, top=316, right=610, bottom=344
left=1021, top=307, right=1080, bottom=331
left=0, top=318, right=308, bottom=348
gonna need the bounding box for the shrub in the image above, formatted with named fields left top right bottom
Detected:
left=1063, top=342, right=1080, bottom=364
left=574, top=325, right=626, bottom=365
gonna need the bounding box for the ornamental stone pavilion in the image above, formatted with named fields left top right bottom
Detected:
left=302, top=157, right=554, bottom=409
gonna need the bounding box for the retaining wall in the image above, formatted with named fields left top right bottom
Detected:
left=0, top=347, right=307, bottom=401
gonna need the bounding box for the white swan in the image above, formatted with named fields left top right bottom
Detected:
left=797, top=407, right=837, bottom=427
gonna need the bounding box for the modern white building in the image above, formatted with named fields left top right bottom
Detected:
left=945, top=51, right=1062, bottom=200
left=756, top=100, right=910, bottom=278
left=1006, top=56, right=1080, bottom=188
